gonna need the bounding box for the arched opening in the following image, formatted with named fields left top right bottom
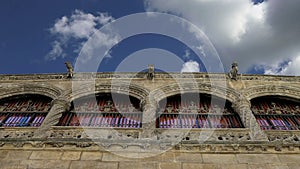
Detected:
left=251, top=96, right=300, bottom=130
left=58, top=93, right=142, bottom=128
left=0, top=94, right=52, bottom=127
left=157, top=93, right=244, bottom=128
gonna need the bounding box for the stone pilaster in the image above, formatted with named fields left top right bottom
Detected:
left=34, top=98, right=71, bottom=138
left=232, top=96, right=268, bottom=141
left=140, top=96, right=158, bottom=139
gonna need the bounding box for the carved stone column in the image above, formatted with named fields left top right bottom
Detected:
left=232, top=96, right=268, bottom=141
left=34, top=98, right=71, bottom=138
left=140, top=96, right=158, bottom=139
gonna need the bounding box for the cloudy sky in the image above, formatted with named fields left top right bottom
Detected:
left=0, top=0, right=299, bottom=75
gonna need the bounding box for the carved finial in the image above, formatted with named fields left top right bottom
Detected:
left=228, top=61, right=238, bottom=80
left=147, top=64, right=154, bottom=80
left=65, top=62, right=73, bottom=78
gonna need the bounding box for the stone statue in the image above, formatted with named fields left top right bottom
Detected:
left=147, top=64, right=154, bottom=80
left=188, top=101, right=198, bottom=114
left=229, top=61, right=238, bottom=80
left=65, top=62, right=73, bottom=78
left=103, top=100, right=113, bottom=112
left=165, top=104, right=173, bottom=113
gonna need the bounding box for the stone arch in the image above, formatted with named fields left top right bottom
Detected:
left=0, top=83, right=62, bottom=100
left=150, top=82, right=240, bottom=104
left=242, top=84, right=300, bottom=101
left=64, top=82, right=150, bottom=102
left=0, top=84, right=63, bottom=131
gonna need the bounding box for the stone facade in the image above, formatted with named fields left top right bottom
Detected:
left=0, top=72, right=300, bottom=169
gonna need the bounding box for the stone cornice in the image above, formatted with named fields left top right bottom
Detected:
left=0, top=127, right=300, bottom=153
left=0, top=72, right=299, bottom=82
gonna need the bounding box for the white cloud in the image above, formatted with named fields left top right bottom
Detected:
left=181, top=60, right=200, bottom=72
left=145, top=0, right=266, bottom=43
left=46, top=10, right=114, bottom=60
left=46, top=41, right=65, bottom=61
left=264, top=55, right=300, bottom=76
left=78, top=30, right=120, bottom=63
left=145, top=0, right=300, bottom=75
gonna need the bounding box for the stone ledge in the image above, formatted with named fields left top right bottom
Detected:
left=1, top=72, right=300, bottom=82
left=1, top=142, right=300, bottom=154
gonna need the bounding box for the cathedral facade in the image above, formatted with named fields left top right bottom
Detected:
left=0, top=72, right=299, bottom=169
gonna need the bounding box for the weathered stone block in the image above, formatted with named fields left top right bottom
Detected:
left=0, top=150, right=9, bottom=158
left=81, top=151, right=103, bottom=161
left=174, top=152, right=202, bottom=162
left=30, top=151, right=63, bottom=160
left=218, top=164, right=247, bottom=169
left=247, top=164, right=270, bottom=169
left=182, top=163, right=218, bottom=169
left=70, top=161, right=118, bottom=169
left=287, top=163, right=300, bottom=169
left=158, top=162, right=181, bottom=169
left=142, top=152, right=175, bottom=162
left=202, top=154, right=237, bottom=164
left=5, top=151, right=32, bottom=160
left=267, top=164, right=289, bottom=169
left=237, top=154, right=280, bottom=164
left=0, top=165, right=27, bottom=169
left=0, top=160, right=25, bottom=169
left=102, top=152, right=139, bottom=162
left=21, top=160, right=70, bottom=169
left=278, top=154, right=300, bottom=163
left=61, top=151, right=81, bottom=161
left=119, top=162, right=157, bottom=169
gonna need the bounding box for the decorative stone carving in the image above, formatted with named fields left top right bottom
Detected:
left=65, top=62, right=73, bottom=78
left=151, top=82, right=238, bottom=104
left=157, top=129, right=251, bottom=143
left=228, top=61, right=238, bottom=80
left=147, top=64, right=154, bottom=80
left=34, top=98, right=71, bottom=138
left=68, top=82, right=149, bottom=102
left=141, top=95, right=158, bottom=138
left=267, top=131, right=300, bottom=144
left=243, top=85, right=300, bottom=100
left=232, top=95, right=268, bottom=141
left=0, top=127, right=300, bottom=153
left=0, top=130, right=35, bottom=139
left=0, top=84, right=62, bottom=100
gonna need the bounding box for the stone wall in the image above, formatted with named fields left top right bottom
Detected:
left=0, top=72, right=300, bottom=168
left=1, top=149, right=300, bottom=169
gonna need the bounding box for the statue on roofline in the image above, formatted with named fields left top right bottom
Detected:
left=65, top=62, right=73, bottom=78
left=228, top=61, right=238, bottom=80
left=147, top=64, right=154, bottom=80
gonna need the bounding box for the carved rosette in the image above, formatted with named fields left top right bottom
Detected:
left=232, top=96, right=268, bottom=141
left=34, top=98, right=71, bottom=138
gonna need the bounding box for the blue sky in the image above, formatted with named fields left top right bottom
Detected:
left=0, top=0, right=144, bottom=74
left=1, top=0, right=300, bottom=75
